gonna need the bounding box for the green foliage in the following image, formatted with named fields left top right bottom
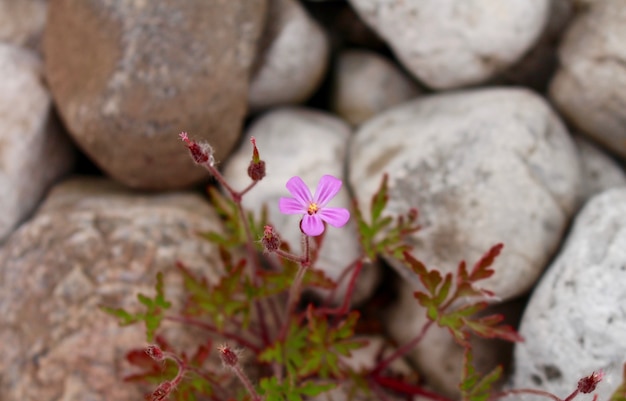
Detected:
left=202, top=186, right=268, bottom=249
left=460, top=347, right=502, bottom=401
left=404, top=247, right=522, bottom=346
left=101, top=271, right=171, bottom=342
left=354, top=174, right=420, bottom=261
left=258, top=376, right=335, bottom=401
left=178, top=248, right=252, bottom=330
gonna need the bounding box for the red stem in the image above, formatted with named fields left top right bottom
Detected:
left=372, top=319, right=434, bottom=375
left=371, top=374, right=454, bottom=401
left=489, top=388, right=564, bottom=401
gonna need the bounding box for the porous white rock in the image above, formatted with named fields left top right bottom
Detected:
left=513, top=188, right=626, bottom=400
left=349, top=88, right=581, bottom=301
left=348, top=0, right=550, bottom=89
left=223, top=107, right=380, bottom=305
left=550, top=0, right=626, bottom=159
left=0, top=43, right=74, bottom=242
left=249, top=0, right=329, bottom=110
left=331, top=49, right=421, bottom=126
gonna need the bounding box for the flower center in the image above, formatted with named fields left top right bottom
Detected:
left=307, top=202, right=319, bottom=215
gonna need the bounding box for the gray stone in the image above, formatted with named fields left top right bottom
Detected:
left=0, top=177, right=227, bottom=400
left=512, top=188, right=626, bottom=400
left=550, top=0, right=626, bottom=160
left=331, top=49, right=422, bottom=126
left=223, top=107, right=380, bottom=305
left=0, top=43, right=74, bottom=242
left=575, top=136, right=626, bottom=204
left=0, top=0, right=47, bottom=50
left=348, top=0, right=550, bottom=89
left=249, top=0, right=329, bottom=111
left=349, top=88, right=581, bottom=300
left=44, top=0, right=266, bottom=189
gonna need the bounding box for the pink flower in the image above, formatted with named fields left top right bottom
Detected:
left=279, top=175, right=350, bottom=236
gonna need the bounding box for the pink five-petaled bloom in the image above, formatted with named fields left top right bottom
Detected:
left=279, top=175, right=350, bottom=236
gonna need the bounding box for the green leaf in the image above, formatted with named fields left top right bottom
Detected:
left=460, top=347, right=502, bottom=401
left=259, top=322, right=308, bottom=380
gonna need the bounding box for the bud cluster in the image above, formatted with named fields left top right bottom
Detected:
left=247, top=136, right=266, bottom=181
left=262, top=225, right=281, bottom=253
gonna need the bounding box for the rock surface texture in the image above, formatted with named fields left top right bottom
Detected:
left=223, top=107, right=380, bottom=305
left=575, top=136, right=626, bottom=204
left=249, top=0, right=329, bottom=111
left=550, top=0, right=626, bottom=159
left=513, top=188, right=626, bottom=400
left=44, top=0, right=266, bottom=189
left=349, top=88, right=581, bottom=300
left=331, top=49, right=422, bottom=126
left=0, top=177, right=226, bottom=400
left=0, top=0, right=47, bottom=50
left=348, top=0, right=550, bottom=89
left=0, top=43, right=74, bottom=242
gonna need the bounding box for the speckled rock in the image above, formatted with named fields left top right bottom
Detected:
left=386, top=281, right=524, bottom=398
left=331, top=49, right=422, bottom=126
left=348, top=0, right=550, bottom=89
left=0, top=43, right=74, bottom=242
left=349, top=88, right=581, bottom=301
left=550, top=0, right=626, bottom=159
left=223, top=107, right=380, bottom=305
left=44, top=0, right=266, bottom=189
left=0, top=177, right=226, bottom=400
left=575, top=136, right=626, bottom=204
left=0, top=0, right=47, bottom=50
left=249, top=0, right=329, bottom=111
left=513, top=188, right=626, bottom=400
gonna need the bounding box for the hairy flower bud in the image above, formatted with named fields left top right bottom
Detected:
left=146, top=345, right=164, bottom=361
left=150, top=381, right=173, bottom=401
left=261, top=225, right=281, bottom=253
left=179, top=132, right=215, bottom=166
left=217, top=344, right=240, bottom=368
left=577, top=370, right=604, bottom=394
left=247, top=137, right=265, bottom=181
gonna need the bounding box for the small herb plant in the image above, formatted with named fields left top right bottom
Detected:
left=103, top=133, right=626, bottom=401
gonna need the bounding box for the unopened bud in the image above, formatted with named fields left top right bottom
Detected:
left=150, top=381, right=173, bottom=401
left=577, top=370, right=604, bottom=394
left=261, top=225, right=281, bottom=253
left=146, top=345, right=164, bottom=361
left=247, top=137, right=265, bottom=181
left=217, top=344, right=240, bottom=368
left=179, top=132, right=215, bottom=166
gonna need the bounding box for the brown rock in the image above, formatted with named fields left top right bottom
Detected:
left=0, top=177, right=226, bottom=400
left=44, top=0, right=267, bottom=189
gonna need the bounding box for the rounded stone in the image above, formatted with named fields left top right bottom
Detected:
left=223, top=107, right=380, bottom=305
left=0, top=177, right=226, bottom=400
left=513, top=188, right=626, bottom=400
left=249, top=0, right=329, bottom=111
left=575, top=136, right=626, bottom=204
left=0, top=43, right=74, bottom=242
left=349, top=88, right=581, bottom=300
left=348, top=0, right=550, bottom=89
left=44, top=0, right=266, bottom=189
left=550, top=0, right=626, bottom=160
left=331, top=49, right=422, bottom=126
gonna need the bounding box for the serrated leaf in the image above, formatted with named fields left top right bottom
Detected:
left=460, top=347, right=501, bottom=401
left=100, top=306, right=140, bottom=326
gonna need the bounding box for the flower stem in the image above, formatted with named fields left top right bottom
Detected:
left=372, top=319, right=435, bottom=375
left=278, top=234, right=311, bottom=340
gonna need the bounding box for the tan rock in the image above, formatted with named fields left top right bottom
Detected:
left=0, top=177, right=226, bottom=400
left=44, top=0, right=266, bottom=189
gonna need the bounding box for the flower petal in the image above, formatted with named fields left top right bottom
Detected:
left=286, top=176, right=312, bottom=207
left=301, top=214, right=325, bottom=236
left=279, top=197, right=306, bottom=214
left=313, top=175, right=342, bottom=206
left=318, top=207, right=350, bottom=228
